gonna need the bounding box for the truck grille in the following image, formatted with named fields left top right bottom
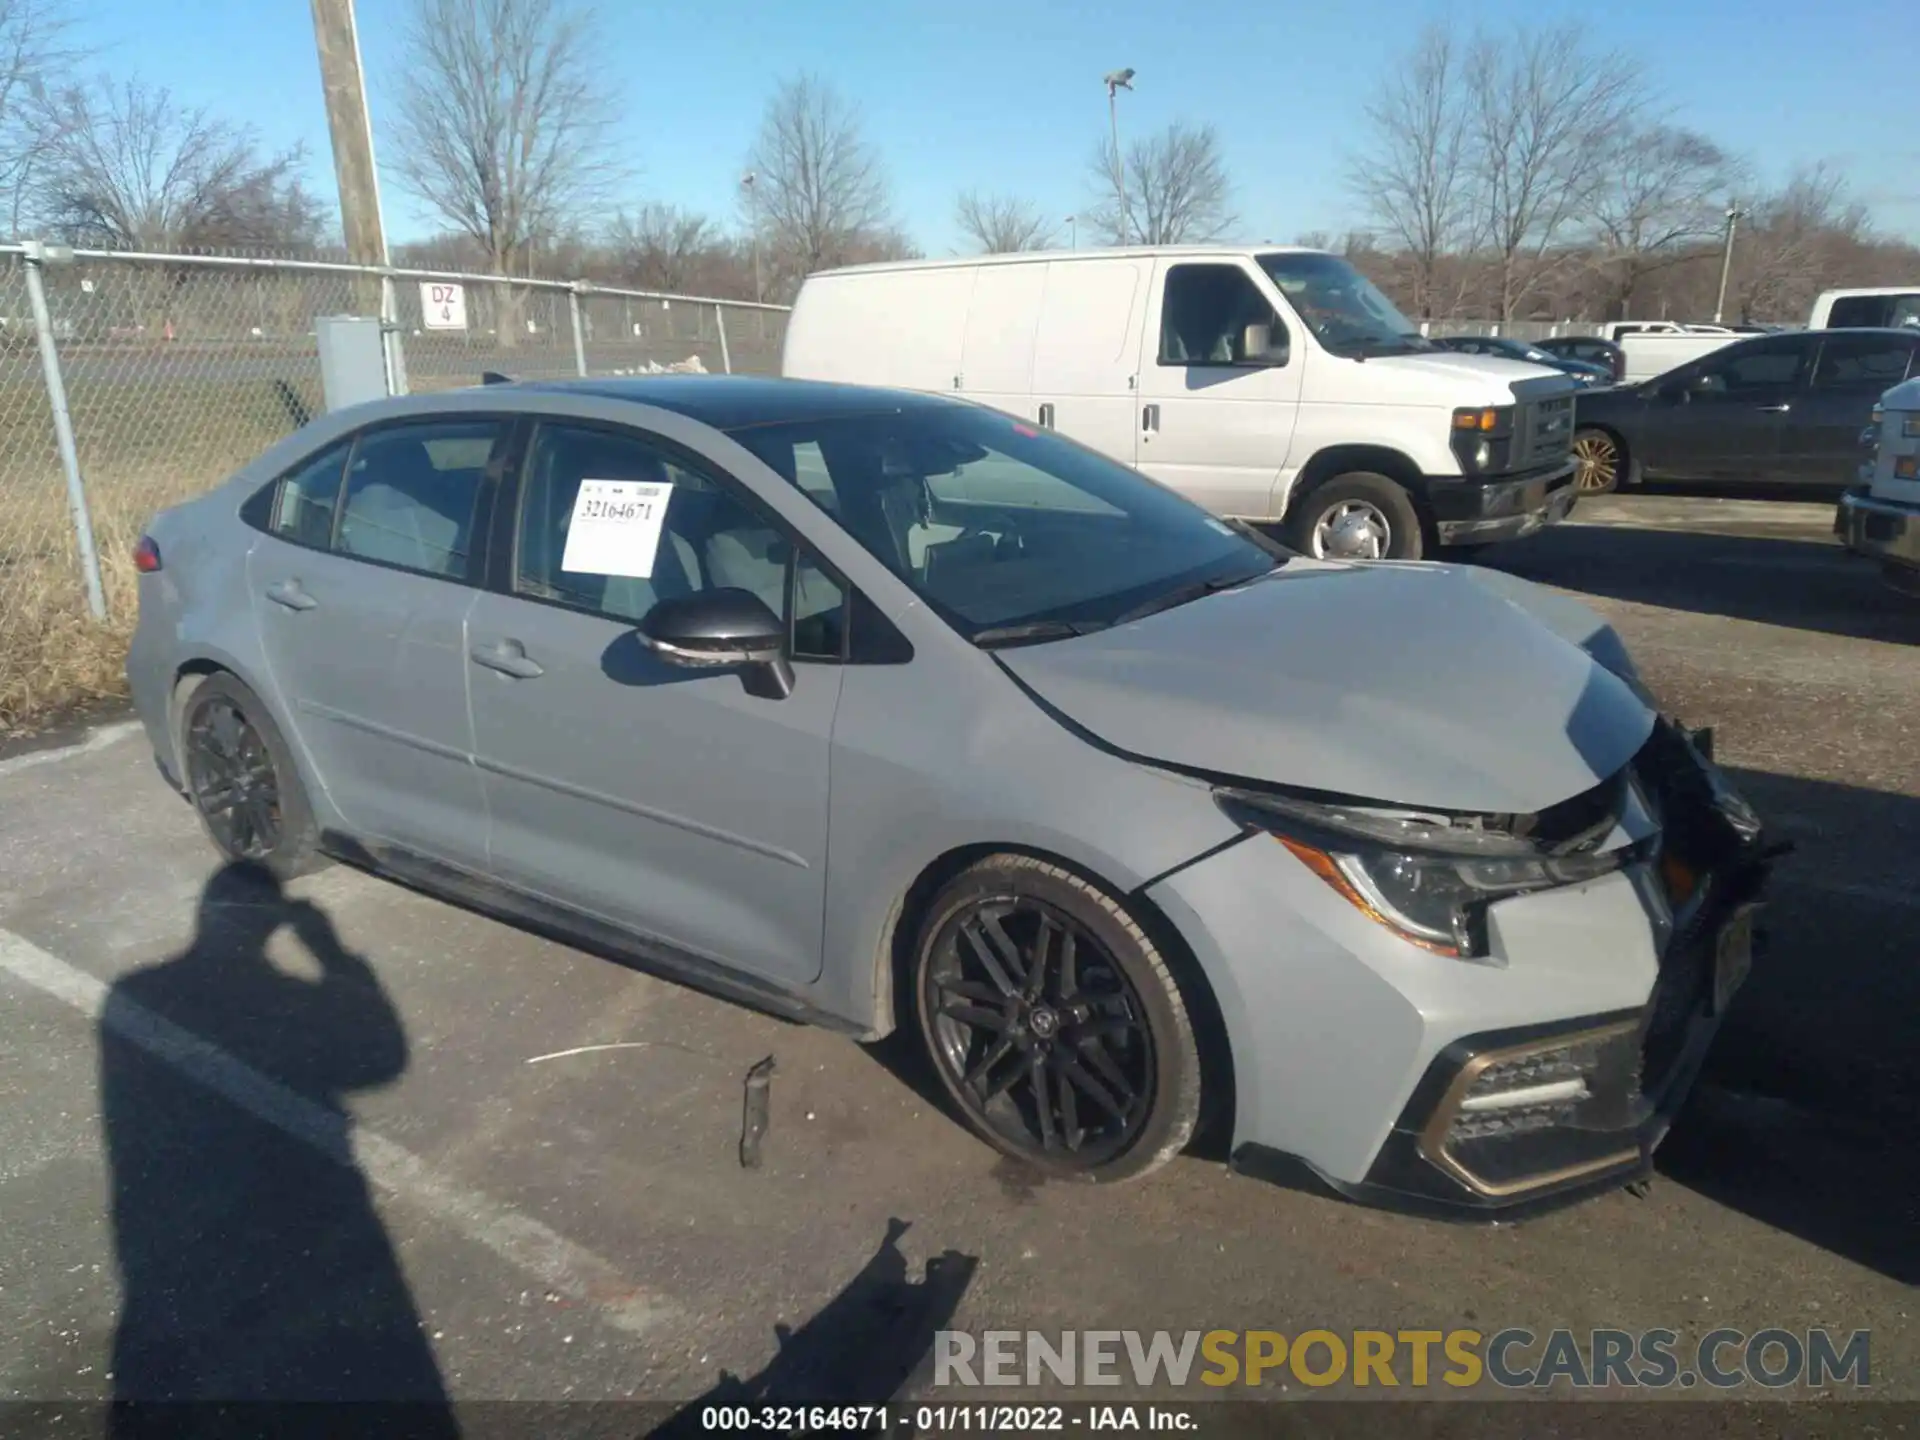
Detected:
left=1513, top=395, right=1575, bottom=470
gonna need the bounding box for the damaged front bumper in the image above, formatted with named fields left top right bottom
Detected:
left=1185, top=718, right=1780, bottom=1219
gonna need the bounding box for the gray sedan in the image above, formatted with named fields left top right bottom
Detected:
left=127, top=376, right=1775, bottom=1214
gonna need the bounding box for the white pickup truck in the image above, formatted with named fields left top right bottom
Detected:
left=1835, top=377, right=1920, bottom=596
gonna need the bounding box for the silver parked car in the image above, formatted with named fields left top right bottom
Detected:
left=127, top=377, right=1775, bottom=1214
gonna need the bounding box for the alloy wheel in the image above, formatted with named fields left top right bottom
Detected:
left=924, top=899, right=1156, bottom=1168
left=1311, top=499, right=1392, bottom=559
left=185, top=697, right=283, bottom=860
left=1573, top=432, right=1620, bottom=494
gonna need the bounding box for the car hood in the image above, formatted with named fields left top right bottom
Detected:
left=1363, top=349, right=1569, bottom=393
left=997, top=562, right=1655, bottom=816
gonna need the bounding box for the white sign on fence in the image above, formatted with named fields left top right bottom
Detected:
left=420, top=281, right=468, bottom=331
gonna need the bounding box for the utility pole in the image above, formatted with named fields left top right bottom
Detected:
left=1713, top=201, right=1746, bottom=325
left=1104, top=68, right=1134, bottom=246
left=309, top=0, right=389, bottom=267
left=309, top=0, right=402, bottom=389
left=741, top=171, right=763, bottom=305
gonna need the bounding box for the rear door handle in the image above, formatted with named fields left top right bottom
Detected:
left=1753, top=403, right=1792, bottom=413
left=1142, top=404, right=1160, bottom=433
left=469, top=640, right=544, bottom=679
left=265, top=580, right=317, bottom=611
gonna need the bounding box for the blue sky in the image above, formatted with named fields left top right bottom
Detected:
left=69, top=0, right=1918, bottom=254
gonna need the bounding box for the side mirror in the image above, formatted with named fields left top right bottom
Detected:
left=638, top=588, right=793, bottom=700
left=1240, top=322, right=1289, bottom=367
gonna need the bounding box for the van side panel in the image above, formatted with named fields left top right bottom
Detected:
left=959, top=260, right=1046, bottom=420
left=1030, top=257, right=1151, bottom=467
left=783, top=267, right=976, bottom=393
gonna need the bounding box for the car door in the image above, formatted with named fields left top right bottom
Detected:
left=464, top=418, right=847, bottom=987
left=1778, top=333, right=1917, bottom=487
left=246, top=417, right=508, bottom=872
left=1134, top=258, right=1302, bottom=518
left=1633, top=336, right=1813, bottom=482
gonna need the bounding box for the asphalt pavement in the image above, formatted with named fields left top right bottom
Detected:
left=0, top=491, right=1913, bottom=1423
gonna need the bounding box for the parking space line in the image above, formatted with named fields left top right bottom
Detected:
left=0, top=720, right=142, bottom=779
left=0, top=926, right=673, bottom=1339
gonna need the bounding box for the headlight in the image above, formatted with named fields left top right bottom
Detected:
left=1214, top=788, right=1640, bottom=960
left=1902, top=414, right=1920, bottom=439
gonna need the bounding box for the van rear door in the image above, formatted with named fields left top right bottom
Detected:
left=1029, top=256, right=1153, bottom=467
left=1133, top=257, right=1302, bottom=518
left=959, top=260, right=1046, bottom=420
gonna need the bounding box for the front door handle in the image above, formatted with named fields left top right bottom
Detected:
left=1753, top=403, right=1792, bottom=413
left=469, top=640, right=544, bottom=679
left=1142, top=403, right=1160, bottom=433
left=265, top=579, right=317, bottom=611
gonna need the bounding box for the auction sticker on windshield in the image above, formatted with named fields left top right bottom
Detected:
left=561, top=478, right=673, bottom=578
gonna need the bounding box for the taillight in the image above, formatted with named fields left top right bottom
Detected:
left=132, top=535, right=162, bottom=573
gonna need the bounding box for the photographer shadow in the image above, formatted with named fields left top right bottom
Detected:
left=100, top=861, right=455, bottom=1430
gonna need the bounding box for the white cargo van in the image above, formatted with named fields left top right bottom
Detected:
left=782, top=247, right=1579, bottom=560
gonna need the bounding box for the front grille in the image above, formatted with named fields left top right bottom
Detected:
left=1513, top=395, right=1575, bottom=470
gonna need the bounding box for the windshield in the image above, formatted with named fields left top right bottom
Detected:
left=729, top=405, right=1282, bottom=641
left=1258, top=252, right=1426, bottom=357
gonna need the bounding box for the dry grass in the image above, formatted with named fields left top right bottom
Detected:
left=0, top=376, right=323, bottom=733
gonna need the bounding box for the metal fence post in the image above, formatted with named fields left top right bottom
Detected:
left=569, top=283, right=589, bottom=376
left=21, top=242, right=106, bottom=622
left=379, top=271, right=409, bottom=396
left=715, top=303, right=732, bottom=374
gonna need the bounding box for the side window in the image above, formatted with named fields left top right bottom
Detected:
left=1826, top=297, right=1888, bottom=328
left=1692, top=341, right=1810, bottom=395
left=268, top=441, right=351, bottom=548
left=1811, top=335, right=1914, bottom=390
left=1159, top=264, right=1286, bottom=366
left=336, top=420, right=502, bottom=578
left=515, top=422, right=848, bottom=658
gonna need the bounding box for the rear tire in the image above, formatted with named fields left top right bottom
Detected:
left=1285, top=471, right=1425, bottom=560
left=180, top=673, right=324, bottom=880
left=911, top=855, right=1202, bottom=1182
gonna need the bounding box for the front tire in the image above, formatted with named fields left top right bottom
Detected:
left=911, top=855, right=1202, bottom=1182
left=1285, top=471, right=1425, bottom=560
left=1573, top=428, right=1623, bottom=495
left=180, top=673, right=324, bottom=880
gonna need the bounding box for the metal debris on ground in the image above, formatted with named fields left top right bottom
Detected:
left=739, top=1055, right=776, bottom=1169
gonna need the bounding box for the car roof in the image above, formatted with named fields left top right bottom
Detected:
left=497, top=374, right=956, bottom=431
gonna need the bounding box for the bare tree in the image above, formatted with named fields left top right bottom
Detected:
left=1466, top=22, right=1639, bottom=319
left=606, top=203, right=718, bottom=291
left=1090, top=121, right=1235, bottom=246
left=1346, top=23, right=1477, bottom=319
left=0, top=0, right=78, bottom=235
left=745, top=73, right=893, bottom=285
left=1734, top=164, right=1870, bottom=323
left=955, top=189, right=1051, bottom=253
left=389, top=0, right=619, bottom=279
left=1587, top=125, right=1733, bottom=318
left=34, top=77, right=325, bottom=250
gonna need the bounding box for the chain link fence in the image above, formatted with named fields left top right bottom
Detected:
left=0, top=242, right=789, bottom=731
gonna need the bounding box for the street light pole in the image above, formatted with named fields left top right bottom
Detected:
left=741, top=171, right=763, bottom=305
left=1713, top=201, right=1746, bottom=325
left=1066, top=214, right=1078, bottom=248
left=1104, top=68, right=1134, bottom=245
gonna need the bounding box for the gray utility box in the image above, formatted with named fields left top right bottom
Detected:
left=316, top=315, right=392, bottom=412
